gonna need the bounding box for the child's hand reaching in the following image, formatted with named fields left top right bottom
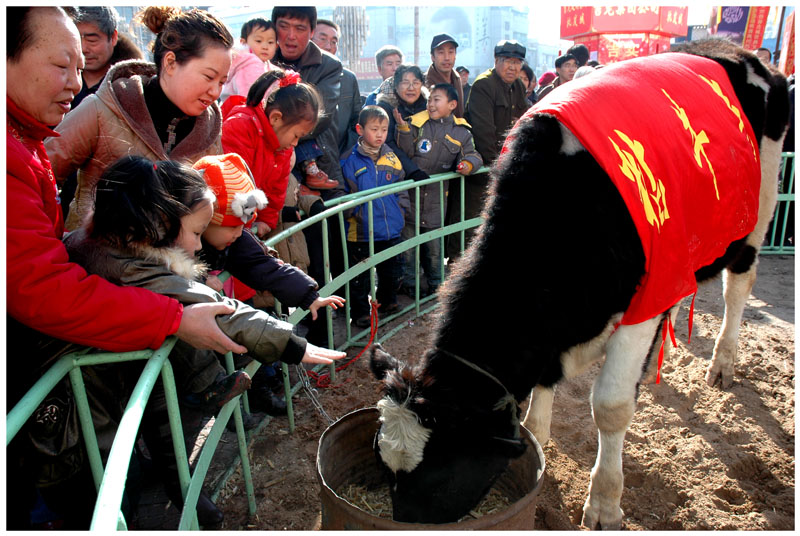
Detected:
left=456, top=160, right=473, bottom=175
left=301, top=342, right=347, bottom=364
left=254, top=221, right=271, bottom=238
left=392, top=108, right=407, bottom=128
left=206, top=274, right=224, bottom=293
left=308, top=295, right=346, bottom=320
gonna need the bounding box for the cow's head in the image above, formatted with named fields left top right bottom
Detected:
left=369, top=344, right=527, bottom=524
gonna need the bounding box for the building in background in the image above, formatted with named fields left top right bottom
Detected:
left=115, top=6, right=153, bottom=60
left=211, top=6, right=546, bottom=95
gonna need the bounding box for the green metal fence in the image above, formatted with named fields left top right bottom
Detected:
left=7, top=153, right=794, bottom=529
left=6, top=167, right=487, bottom=530
left=762, top=152, right=795, bottom=254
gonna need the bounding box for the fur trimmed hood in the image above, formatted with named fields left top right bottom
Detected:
left=130, top=242, right=208, bottom=281
left=63, top=227, right=208, bottom=285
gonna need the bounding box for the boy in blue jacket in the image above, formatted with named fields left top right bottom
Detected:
left=341, top=106, right=410, bottom=328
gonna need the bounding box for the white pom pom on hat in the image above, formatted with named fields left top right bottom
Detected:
left=193, top=153, right=268, bottom=227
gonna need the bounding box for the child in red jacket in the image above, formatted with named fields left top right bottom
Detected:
left=222, top=68, right=321, bottom=239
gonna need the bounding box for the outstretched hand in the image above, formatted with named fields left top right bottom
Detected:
left=308, top=295, right=346, bottom=320
left=392, top=108, right=407, bottom=127
left=301, top=342, right=347, bottom=364
left=176, top=302, right=248, bottom=355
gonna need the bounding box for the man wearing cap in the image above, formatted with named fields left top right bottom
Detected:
left=446, top=39, right=529, bottom=259
left=426, top=34, right=465, bottom=117
left=464, top=39, right=529, bottom=166
left=536, top=53, right=578, bottom=101
left=456, top=65, right=471, bottom=104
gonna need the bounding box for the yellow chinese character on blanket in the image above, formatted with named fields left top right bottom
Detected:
left=661, top=88, right=720, bottom=200
left=608, top=130, right=670, bottom=231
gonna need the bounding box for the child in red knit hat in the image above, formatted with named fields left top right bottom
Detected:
left=194, top=153, right=345, bottom=416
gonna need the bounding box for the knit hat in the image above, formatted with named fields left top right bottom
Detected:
left=192, top=153, right=267, bottom=227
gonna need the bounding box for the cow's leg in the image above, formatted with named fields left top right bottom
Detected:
left=707, top=135, right=782, bottom=388
left=582, top=316, right=660, bottom=530
left=523, top=386, right=555, bottom=446
left=523, top=318, right=620, bottom=445
left=706, top=266, right=756, bottom=388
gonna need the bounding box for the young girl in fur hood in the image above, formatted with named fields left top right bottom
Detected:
left=63, top=155, right=345, bottom=521
left=65, top=155, right=344, bottom=378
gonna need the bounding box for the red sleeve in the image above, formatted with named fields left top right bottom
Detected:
left=222, top=113, right=281, bottom=228
left=222, top=114, right=259, bottom=175
left=6, top=161, right=182, bottom=352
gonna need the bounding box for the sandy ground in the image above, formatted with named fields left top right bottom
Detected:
left=217, top=254, right=795, bottom=530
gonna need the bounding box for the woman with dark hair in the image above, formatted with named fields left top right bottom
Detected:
left=376, top=64, right=431, bottom=182
left=45, top=6, right=235, bottom=231
left=6, top=7, right=245, bottom=529
left=519, top=62, right=537, bottom=104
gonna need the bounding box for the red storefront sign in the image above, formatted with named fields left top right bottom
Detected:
left=561, top=6, right=688, bottom=39
left=561, top=6, right=688, bottom=64
left=778, top=11, right=795, bottom=75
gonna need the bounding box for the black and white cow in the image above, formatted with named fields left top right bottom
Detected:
left=369, top=39, right=789, bottom=528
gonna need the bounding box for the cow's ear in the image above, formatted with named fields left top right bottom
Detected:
left=369, top=344, right=400, bottom=380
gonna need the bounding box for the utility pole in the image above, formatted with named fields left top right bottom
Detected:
left=414, top=7, right=419, bottom=65
left=774, top=6, right=786, bottom=61
left=334, top=6, right=368, bottom=71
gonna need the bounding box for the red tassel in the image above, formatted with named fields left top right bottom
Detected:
left=656, top=318, right=668, bottom=384
left=668, top=314, right=677, bottom=347
left=687, top=293, right=696, bottom=344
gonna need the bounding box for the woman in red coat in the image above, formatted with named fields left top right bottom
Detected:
left=6, top=7, right=247, bottom=357
left=6, top=8, right=245, bottom=528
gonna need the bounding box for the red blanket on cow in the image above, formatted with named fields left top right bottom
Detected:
left=507, top=53, right=761, bottom=325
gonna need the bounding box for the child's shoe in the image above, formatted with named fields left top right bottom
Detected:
left=298, top=184, right=321, bottom=197
left=304, top=160, right=338, bottom=189
left=202, top=370, right=252, bottom=409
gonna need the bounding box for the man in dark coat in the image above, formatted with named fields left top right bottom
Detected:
left=272, top=7, right=345, bottom=346
left=312, top=18, right=363, bottom=157
left=272, top=6, right=344, bottom=196
left=446, top=40, right=530, bottom=259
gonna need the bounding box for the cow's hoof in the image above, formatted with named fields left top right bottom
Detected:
left=705, top=363, right=734, bottom=389
left=582, top=501, right=623, bottom=530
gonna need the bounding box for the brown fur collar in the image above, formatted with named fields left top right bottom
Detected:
left=95, top=59, right=222, bottom=160
left=130, top=242, right=208, bottom=281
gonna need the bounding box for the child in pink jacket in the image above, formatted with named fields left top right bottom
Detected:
left=221, top=18, right=277, bottom=103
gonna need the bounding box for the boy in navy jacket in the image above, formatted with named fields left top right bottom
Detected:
left=341, top=106, right=410, bottom=327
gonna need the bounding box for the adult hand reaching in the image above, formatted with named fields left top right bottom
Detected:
left=176, top=302, right=248, bottom=354
left=301, top=342, right=347, bottom=364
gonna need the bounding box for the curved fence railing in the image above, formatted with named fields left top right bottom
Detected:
left=6, top=167, right=489, bottom=530
left=7, top=153, right=794, bottom=529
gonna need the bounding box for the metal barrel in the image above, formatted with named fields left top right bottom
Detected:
left=317, top=407, right=546, bottom=530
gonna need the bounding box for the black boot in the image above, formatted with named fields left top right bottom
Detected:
left=247, top=387, right=287, bottom=416
left=165, top=485, right=224, bottom=528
